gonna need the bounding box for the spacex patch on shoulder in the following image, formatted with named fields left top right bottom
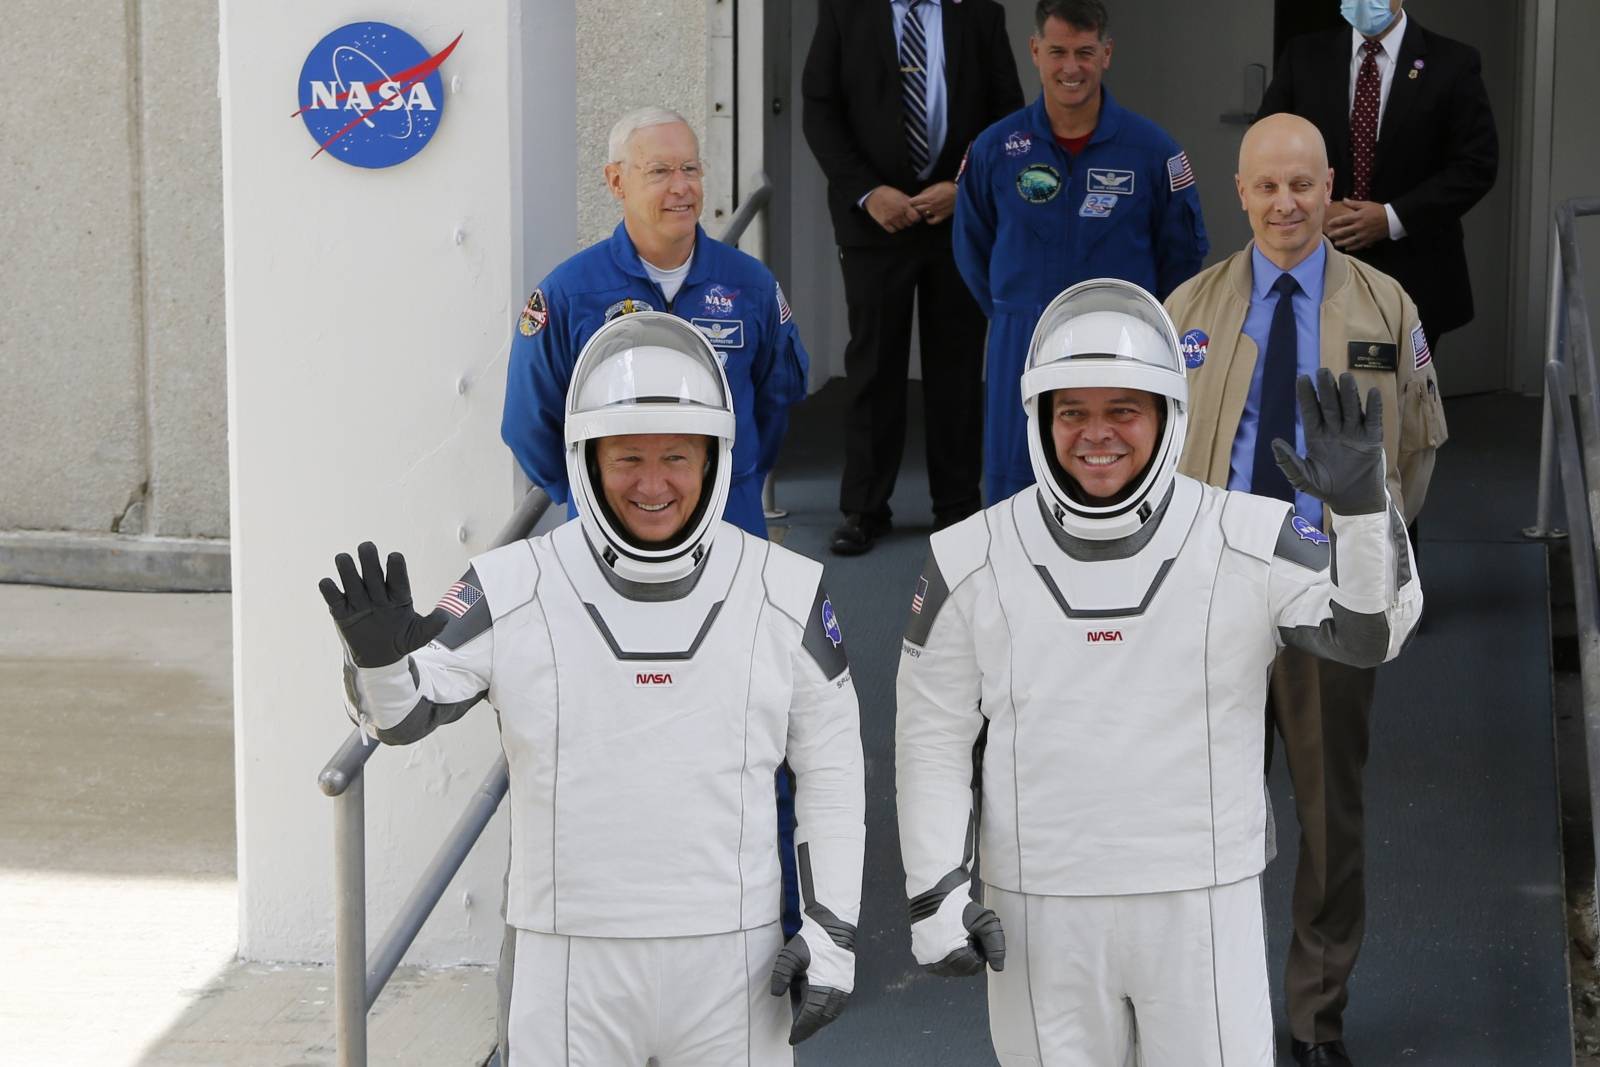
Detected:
left=691, top=318, right=744, bottom=348
left=1348, top=341, right=1397, bottom=372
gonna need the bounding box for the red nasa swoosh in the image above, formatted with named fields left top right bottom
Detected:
left=294, top=32, right=462, bottom=158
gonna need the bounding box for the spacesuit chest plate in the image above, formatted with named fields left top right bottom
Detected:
left=973, top=479, right=1276, bottom=895
left=494, top=523, right=791, bottom=937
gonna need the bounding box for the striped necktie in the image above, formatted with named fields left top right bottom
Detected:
left=900, top=0, right=930, bottom=176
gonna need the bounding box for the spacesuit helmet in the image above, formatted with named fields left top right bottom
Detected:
left=564, top=312, right=735, bottom=583
left=1020, top=278, right=1189, bottom=541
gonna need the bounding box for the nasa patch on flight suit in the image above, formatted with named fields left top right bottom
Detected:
left=691, top=318, right=744, bottom=349
left=1085, top=168, right=1135, bottom=196
left=1348, top=341, right=1398, bottom=372
left=1079, top=193, right=1118, bottom=218
left=1016, top=163, right=1062, bottom=204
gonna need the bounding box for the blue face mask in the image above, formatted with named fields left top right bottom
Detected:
left=1340, top=0, right=1397, bottom=38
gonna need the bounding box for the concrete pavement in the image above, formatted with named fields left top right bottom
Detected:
left=0, top=584, right=493, bottom=1065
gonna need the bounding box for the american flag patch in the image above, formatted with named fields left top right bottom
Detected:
left=1412, top=323, right=1431, bottom=369
left=911, top=576, right=929, bottom=614
left=1167, top=151, right=1195, bottom=192
left=436, top=580, right=483, bottom=618
left=776, top=282, right=792, bottom=325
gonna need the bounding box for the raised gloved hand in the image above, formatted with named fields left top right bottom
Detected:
left=1271, top=368, right=1387, bottom=516
left=910, top=879, right=1006, bottom=977
left=318, top=541, right=448, bottom=668
left=769, top=928, right=853, bottom=1045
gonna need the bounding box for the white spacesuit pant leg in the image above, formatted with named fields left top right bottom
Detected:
left=507, top=924, right=791, bottom=1067
left=982, top=880, right=1272, bottom=1067
left=656, top=921, right=791, bottom=1067
left=1125, top=876, right=1273, bottom=1067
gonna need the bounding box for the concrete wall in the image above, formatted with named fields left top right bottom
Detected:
left=574, top=0, right=717, bottom=250
left=222, top=0, right=575, bottom=964
left=0, top=0, right=226, bottom=539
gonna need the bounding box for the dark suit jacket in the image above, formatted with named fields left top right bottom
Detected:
left=1259, top=16, right=1498, bottom=337
left=801, top=0, right=1023, bottom=248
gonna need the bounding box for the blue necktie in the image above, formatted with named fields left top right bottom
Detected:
left=1252, top=273, right=1300, bottom=504
left=900, top=0, right=930, bottom=176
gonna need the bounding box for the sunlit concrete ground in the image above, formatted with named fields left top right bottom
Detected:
left=0, top=584, right=493, bottom=1066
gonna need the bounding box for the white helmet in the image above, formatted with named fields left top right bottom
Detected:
left=1020, top=278, right=1188, bottom=541
left=564, top=312, right=735, bottom=583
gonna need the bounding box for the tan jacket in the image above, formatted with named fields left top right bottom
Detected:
left=1166, top=239, right=1448, bottom=523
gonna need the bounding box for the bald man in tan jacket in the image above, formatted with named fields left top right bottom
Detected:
left=1165, top=114, right=1446, bottom=1067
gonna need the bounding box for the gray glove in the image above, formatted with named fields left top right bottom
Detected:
left=1270, top=369, right=1387, bottom=516
left=923, top=901, right=1006, bottom=978
left=769, top=936, right=850, bottom=1045
left=318, top=541, right=448, bottom=668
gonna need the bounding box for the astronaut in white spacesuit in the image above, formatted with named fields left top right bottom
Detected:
left=894, top=279, right=1421, bottom=1066
left=320, top=313, right=865, bottom=1066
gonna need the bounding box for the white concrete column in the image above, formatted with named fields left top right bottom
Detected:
left=221, top=1, right=575, bottom=963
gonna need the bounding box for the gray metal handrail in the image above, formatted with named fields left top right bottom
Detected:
left=1532, top=197, right=1600, bottom=924
left=1530, top=198, right=1600, bottom=538
left=718, top=173, right=790, bottom=521
left=318, top=485, right=550, bottom=1067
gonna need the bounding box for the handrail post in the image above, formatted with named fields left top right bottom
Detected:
left=334, top=773, right=367, bottom=1067
left=1529, top=223, right=1567, bottom=540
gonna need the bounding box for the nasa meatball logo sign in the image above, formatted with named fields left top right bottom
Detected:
left=295, top=23, right=461, bottom=167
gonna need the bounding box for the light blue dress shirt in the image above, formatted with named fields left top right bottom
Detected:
left=1227, top=242, right=1328, bottom=526
left=893, top=0, right=947, bottom=181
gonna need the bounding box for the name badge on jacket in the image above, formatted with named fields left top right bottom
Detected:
left=1348, top=341, right=1397, bottom=372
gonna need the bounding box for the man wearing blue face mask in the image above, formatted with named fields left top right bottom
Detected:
left=1259, top=0, right=1497, bottom=374
left=1257, top=9, right=1495, bottom=1064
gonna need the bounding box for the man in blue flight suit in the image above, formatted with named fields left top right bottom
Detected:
left=954, top=0, right=1208, bottom=502
left=497, top=107, right=810, bottom=1056
left=503, top=106, right=809, bottom=537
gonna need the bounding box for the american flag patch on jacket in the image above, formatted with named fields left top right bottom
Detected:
left=437, top=580, right=483, bottom=618
left=1412, top=323, right=1431, bottom=369
left=1167, top=151, right=1195, bottom=192
left=911, top=576, right=929, bottom=615
left=776, top=281, right=792, bottom=324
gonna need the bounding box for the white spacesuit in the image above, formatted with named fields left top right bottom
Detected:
left=324, top=314, right=865, bottom=1066
left=894, top=280, right=1421, bottom=1066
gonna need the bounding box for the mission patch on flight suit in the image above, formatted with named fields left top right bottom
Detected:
left=802, top=586, right=849, bottom=680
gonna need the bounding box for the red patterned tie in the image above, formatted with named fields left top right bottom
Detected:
left=1349, top=39, right=1382, bottom=200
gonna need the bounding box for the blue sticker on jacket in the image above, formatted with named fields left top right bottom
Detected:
left=821, top=597, right=843, bottom=647
left=1180, top=329, right=1209, bottom=369
left=1291, top=516, right=1330, bottom=546
left=1079, top=193, right=1118, bottom=218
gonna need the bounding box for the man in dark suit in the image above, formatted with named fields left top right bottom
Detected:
left=1256, top=4, right=1494, bottom=1065
left=802, top=0, right=1023, bottom=555
left=1259, top=0, right=1497, bottom=356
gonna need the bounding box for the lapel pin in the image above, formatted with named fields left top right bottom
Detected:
left=1408, top=68, right=1419, bottom=79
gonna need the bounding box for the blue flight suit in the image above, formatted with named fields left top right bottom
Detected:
left=501, top=220, right=810, bottom=936
left=954, top=90, right=1209, bottom=502
left=503, top=221, right=809, bottom=537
